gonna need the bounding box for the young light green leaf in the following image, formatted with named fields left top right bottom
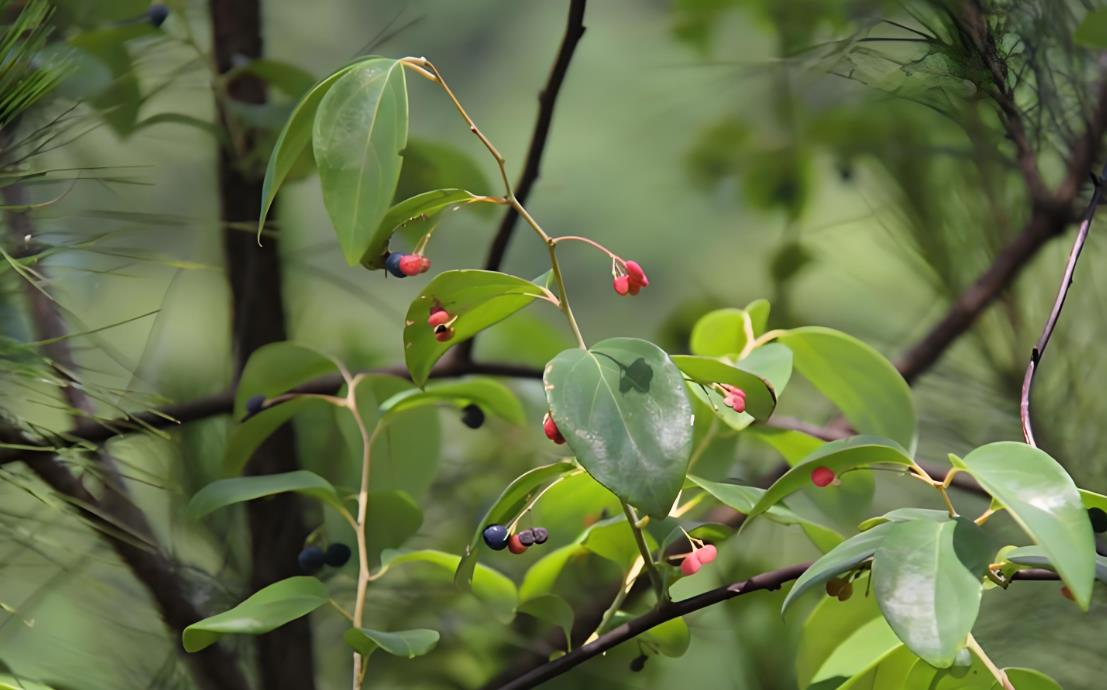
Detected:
left=777, top=326, right=917, bottom=452
left=782, top=523, right=893, bottom=614
left=381, top=549, right=517, bottom=623
left=872, top=518, right=990, bottom=668
left=313, top=58, right=409, bottom=265
left=361, top=188, right=479, bottom=269
left=404, top=270, right=550, bottom=386
left=953, top=442, right=1095, bottom=609
left=188, top=470, right=343, bottom=520
left=992, top=668, right=1062, bottom=690
left=343, top=627, right=439, bottom=659
left=902, top=651, right=994, bottom=689
left=858, top=508, right=951, bottom=532
left=381, top=377, right=525, bottom=424
left=234, top=341, right=340, bottom=419
left=182, top=576, right=328, bottom=652
left=544, top=338, right=694, bottom=518
left=670, top=354, right=776, bottom=419
left=688, top=301, right=770, bottom=357
left=517, top=595, right=574, bottom=650
left=837, top=644, right=918, bottom=690
left=0, top=675, right=54, bottom=690
left=225, top=397, right=332, bottom=475
left=738, top=342, right=793, bottom=393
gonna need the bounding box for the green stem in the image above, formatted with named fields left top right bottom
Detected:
left=966, top=634, right=1013, bottom=690
left=620, top=501, right=665, bottom=602
left=586, top=557, right=643, bottom=644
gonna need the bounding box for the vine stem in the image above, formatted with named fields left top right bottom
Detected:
left=551, top=234, right=620, bottom=261
left=348, top=383, right=384, bottom=690
left=620, top=501, right=665, bottom=602
left=966, top=634, right=1014, bottom=690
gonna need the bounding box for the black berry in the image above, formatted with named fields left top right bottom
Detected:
left=461, top=404, right=485, bottom=429
left=324, top=543, right=351, bottom=567
left=1089, top=507, right=1107, bottom=533
left=148, top=4, right=170, bottom=27
left=517, top=529, right=535, bottom=546
left=244, top=394, right=266, bottom=420
left=531, top=527, right=549, bottom=544
left=297, top=546, right=325, bottom=574
left=629, top=654, right=648, bottom=672
left=384, top=252, right=407, bottom=278
left=482, top=524, right=509, bottom=550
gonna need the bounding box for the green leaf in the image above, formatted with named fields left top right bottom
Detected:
left=234, top=342, right=339, bottom=419
left=782, top=523, right=892, bottom=615
left=778, top=327, right=916, bottom=452
left=69, top=29, right=143, bottom=135
left=363, top=490, right=423, bottom=567
left=837, top=645, right=919, bottom=690
left=1075, top=8, right=1107, bottom=49
left=517, top=595, right=575, bottom=650
left=188, top=470, right=343, bottom=520
left=258, top=57, right=374, bottom=237
left=670, top=354, right=776, bottom=419
left=643, top=616, right=690, bottom=657
left=313, top=58, right=409, bottom=265
left=1080, top=488, right=1107, bottom=513
left=902, top=652, right=994, bottom=689
left=688, top=475, right=843, bottom=552
left=343, top=627, right=439, bottom=659
left=182, top=576, right=328, bottom=652
left=993, top=668, right=1062, bottom=690
left=689, top=308, right=756, bottom=358
left=225, top=397, right=332, bottom=475
left=454, top=460, right=579, bottom=589
left=0, top=674, right=54, bottom=690
left=859, top=508, right=951, bottom=532
left=1004, top=545, right=1107, bottom=584
left=872, top=519, right=990, bottom=667
left=361, top=188, right=479, bottom=269
left=738, top=342, right=794, bottom=393
left=953, top=442, right=1095, bottom=609
left=381, top=549, right=517, bottom=623
left=380, top=377, right=525, bottom=425
left=404, top=270, right=549, bottom=386
left=747, top=436, right=914, bottom=522
left=544, top=337, right=694, bottom=518
left=393, top=138, right=492, bottom=205
left=228, top=58, right=316, bottom=98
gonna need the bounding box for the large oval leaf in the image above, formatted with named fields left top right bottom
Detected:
left=381, top=549, right=517, bottom=623
left=872, top=518, right=990, bottom=668
left=182, top=576, right=328, bottom=652
left=343, top=627, right=439, bottom=659
left=782, top=523, right=893, bottom=614
left=234, top=342, right=339, bottom=419
left=777, top=326, right=917, bottom=452
left=188, top=470, right=343, bottom=519
left=838, top=645, right=919, bottom=690
left=992, top=668, right=1063, bottom=690
left=688, top=302, right=769, bottom=358
left=952, top=442, right=1094, bottom=609
left=313, top=58, right=409, bottom=265
left=544, top=338, right=693, bottom=518
left=380, top=377, right=525, bottom=425
left=361, top=188, right=479, bottom=269
left=225, top=397, right=332, bottom=475
left=404, top=270, right=549, bottom=386
left=670, top=354, right=776, bottom=419
left=362, top=490, right=423, bottom=567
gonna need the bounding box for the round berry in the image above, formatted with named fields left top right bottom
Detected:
left=1089, top=507, right=1107, bottom=533
left=825, top=578, right=843, bottom=597
left=543, top=413, right=565, bottom=444
left=297, top=546, right=325, bottom=574
left=398, top=254, right=429, bottom=277
left=427, top=308, right=450, bottom=328
left=624, top=260, right=648, bottom=287
left=613, top=275, right=630, bottom=296
left=384, top=252, right=407, bottom=278
left=461, top=404, right=485, bottom=429
left=517, top=529, right=536, bottom=546
left=507, top=533, right=528, bottom=555
left=680, top=553, right=702, bottom=576
left=531, top=527, right=549, bottom=544
left=434, top=324, right=454, bottom=342
left=148, top=3, right=170, bottom=27
left=697, top=543, right=717, bottom=564
left=244, top=394, right=266, bottom=419
left=629, top=654, right=648, bottom=672
left=482, top=524, right=509, bottom=550
left=324, top=543, right=351, bottom=567
left=811, top=466, right=835, bottom=488
left=724, top=394, right=746, bottom=413
left=836, top=581, right=853, bottom=601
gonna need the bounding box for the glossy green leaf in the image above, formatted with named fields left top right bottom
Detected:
left=404, top=270, right=549, bottom=386
left=382, top=549, right=516, bottom=623
left=313, top=58, right=409, bottom=265
left=234, top=342, right=339, bottom=419
left=381, top=377, right=525, bottom=424
left=859, top=508, right=951, bottom=532
left=182, top=576, right=328, bottom=652
left=225, top=397, right=332, bottom=475
left=351, top=376, right=440, bottom=499
left=837, top=644, right=919, bottom=690
left=455, top=460, right=579, bottom=588
left=343, top=627, right=439, bottom=659
left=689, top=308, right=757, bottom=358
left=671, top=354, right=776, bottom=419
left=778, top=327, right=916, bottom=452
left=1075, top=8, right=1107, bottom=48
left=748, top=436, right=914, bottom=522
left=644, top=616, right=690, bottom=657
left=517, top=595, right=574, bottom=650
left=188, top=470, right=343, bottom=519
left=902, top=653, right=993, bottom=689
left=393, top=138, right=492, bottom=204
left=872, top=519, right=990, bottom=667
left=361, top=188, right=479, bottom=269
left=363, top=490, right=423, bottom=567
left=738, top=342, right=793, bottom=393
left=0, top=674, right=54, bottom=690
left=782, top=524, right=892, bottom=614
left=258, top=57, right=374, bottom=238
left=992, top=668, right=1062, bottom=690
left=1079, top=488, right=1107, bottom=512
left=953, top=442, right=1094, bottom=609
left=1004, top=545, right=1107, bottom=584
left=544, top=337, right=694, bottom=518
left=688, top=475, right=843, bottom=552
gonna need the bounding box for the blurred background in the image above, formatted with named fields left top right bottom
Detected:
left=1, top=0, right=1106, bottom=688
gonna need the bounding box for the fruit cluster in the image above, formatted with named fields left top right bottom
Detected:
left=427, top=305, right=455, bottom=342
left=679, top=540, right=718, bottom=576
left=385, top=252, right=431, bottom=278
left=825, top=576, right=854, bottom=601
left=298, top=543, right=351, bottom=574
left=612, top=260, right=649, bottom=296
left=482, top=524, right=549, bottom=554
left=717, top=384, right=746, bottom=413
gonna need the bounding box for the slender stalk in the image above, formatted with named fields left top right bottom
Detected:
left=620, top=501, right=665, bottom=601
left=505, top=471, right=580, bottom=532
left=585, top=556, right=644, bottom=644
left=551, top=234, right=620, bottom=260
left=966, top=634, right=1014, bottom=690
left=348, top=384, right=384, bottom=690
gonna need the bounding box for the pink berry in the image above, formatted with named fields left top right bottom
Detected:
left=624, top=260, right=649, bottom=287
left=427, top=308, right=450, bottom=327
left=811, top=466, right=835, bottom=488
left=398, top=254, right=429, bottom=276
left=543, top=413, right=565, bottom=444
left=697, top=544, right=717, bottom=564
left=680, top=553, right=702, bottom=576
left=724, top=394, right=746, bottom=413
left=507, top=534, right=528, bottom=555
left=613, top=275, right=630, bottom=296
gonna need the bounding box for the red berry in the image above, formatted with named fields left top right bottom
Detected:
left=543, top=413, right=565, bottom=444
left=680, top=553, right=702, bottom=576
left=724, top=394, right=746, bottom=413
left=434, top=324, right=454, bottom=342
left=613, top=275, right=630, bottom=296
left=398, top=254, right=429, bottom=276
left=624, top=260, right=649, bottom=287
left=697, top=544, right=717, bottom=564
left=811, top=466, right=835, bottom=488
left=427, top=308, right=450, bottom=327
left=507, top=534, right=527, bottom=554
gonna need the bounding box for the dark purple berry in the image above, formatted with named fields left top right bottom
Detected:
left=629, top=654, right=648, bottom=672
left=244, top=394, right=266, bottom=420
left=324, top=543, right=351, bottom=567
left=297, top=546, right=325, bottom=574
left=482, top=524, right=509, bottom=550
left=461, top=404, right=485, bottom=429
left=517, top=529, right=535, bottom=546
left=1089, top=507, right=1107, bottom=533
left=148, top=4, right=170, bottom=27
left=384, top=252, right=407, bottom=278
left=531, top=527, right=548, bottom=544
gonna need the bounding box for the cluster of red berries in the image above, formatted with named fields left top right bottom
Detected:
left=717, top=384, right=746, bottom=413
left=613, top=260, right=649, bottom=296
left=811, top=466, right=837, bottom=488
left=482, top=524, right=549, bottom=554
left=543, top=412, right=565, bottom=444
left=385, top=252, right=431, bottom=278
left=825, top=576, right=854, bottom=601
left=679, top=540, right=718, bottom=576
left=427, top=305, right=455, bottom=342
